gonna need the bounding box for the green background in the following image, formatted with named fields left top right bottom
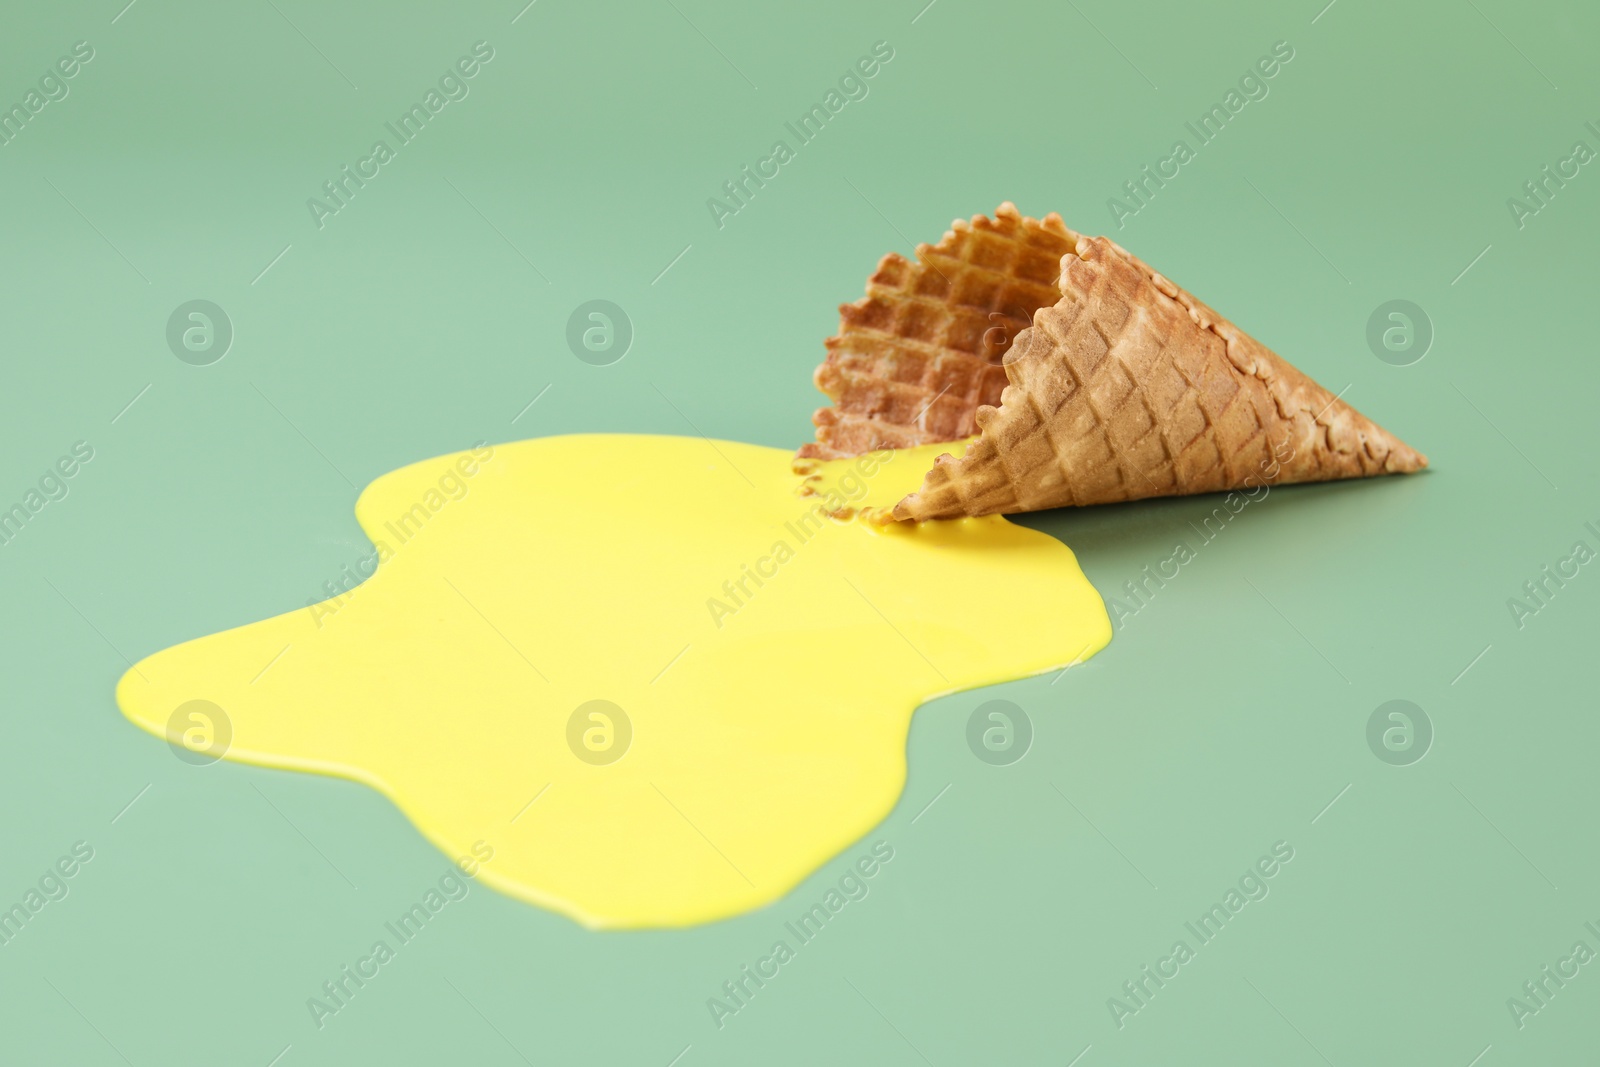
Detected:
left=2, top=0, right=1596, bottom=1062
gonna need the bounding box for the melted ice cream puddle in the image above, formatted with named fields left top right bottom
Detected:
left=117, top=435, right=1109, bottom=928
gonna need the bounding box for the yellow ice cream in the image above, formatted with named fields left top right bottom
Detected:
left=116, top=434, right=1109, bottom=928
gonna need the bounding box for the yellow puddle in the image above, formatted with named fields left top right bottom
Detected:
left=116, top=434, right=1109, bottom=928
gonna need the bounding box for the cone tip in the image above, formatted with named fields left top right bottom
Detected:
left=1396, top=445, right=1429, bottom=472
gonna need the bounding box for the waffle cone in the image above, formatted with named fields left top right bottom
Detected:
left=797, top=204, right=1426, bottom=519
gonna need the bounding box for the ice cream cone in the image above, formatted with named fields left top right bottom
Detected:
left=797, top=205, right=1427, bottom=519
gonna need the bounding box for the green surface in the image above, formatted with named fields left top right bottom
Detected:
left=1, top=0, right=1596, bottom=1063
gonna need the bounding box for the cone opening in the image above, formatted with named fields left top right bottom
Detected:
left=796, top=204, right=1083, bottom=464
